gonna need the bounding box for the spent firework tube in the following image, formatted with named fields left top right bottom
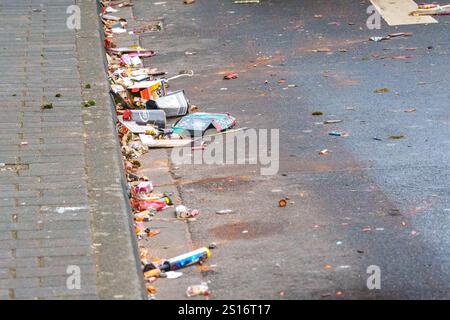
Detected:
left=161, top=247, right=211, bottom=271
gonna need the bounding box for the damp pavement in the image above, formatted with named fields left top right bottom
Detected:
left=134, top=0, right=450, bottom=299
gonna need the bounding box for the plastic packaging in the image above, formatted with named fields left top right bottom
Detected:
left=131, top=109, right=166, bottom=128
left=186, top=283, right=209, bottom=297
left=155, top=90, right=189, bottom=117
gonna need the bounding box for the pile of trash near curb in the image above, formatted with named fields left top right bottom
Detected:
left=99, top=0, right=237, bottom=299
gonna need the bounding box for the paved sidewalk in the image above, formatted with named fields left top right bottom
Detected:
left=0, top=0, right=144, bottom=299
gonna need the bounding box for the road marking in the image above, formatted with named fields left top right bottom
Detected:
left=370, top=0, right=438, bottom=25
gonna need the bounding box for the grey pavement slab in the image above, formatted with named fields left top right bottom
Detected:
left=0, top=0, right=145, bottom=300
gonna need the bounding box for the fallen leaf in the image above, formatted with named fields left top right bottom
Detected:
left=146, top=229, right=160, bottom=237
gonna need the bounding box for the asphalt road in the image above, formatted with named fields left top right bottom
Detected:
left=135, top=0, right=450, bottom=299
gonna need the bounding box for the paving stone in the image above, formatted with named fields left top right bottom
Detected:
left=0, top=0, right=144, bottom=300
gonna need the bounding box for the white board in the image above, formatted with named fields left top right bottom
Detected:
left=370, top=0, right=437, bottom=25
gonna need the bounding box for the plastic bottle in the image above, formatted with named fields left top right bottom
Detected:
left=160, top=247, right=211, bottom=271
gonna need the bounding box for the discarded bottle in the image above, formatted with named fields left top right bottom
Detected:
left=160, top=247, right=211, bottom=271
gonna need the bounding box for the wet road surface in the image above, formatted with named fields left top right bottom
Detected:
left=135, top=0, right=450, bottom=299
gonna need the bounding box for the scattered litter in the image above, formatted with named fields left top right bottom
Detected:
left=329, top=131, right=349, bottom=137
left=312, top=48, right=331, bottom=53
left=224, top=72, right=238, bottom=80
left=186, top=283, right=209, bottom=297
left=389, top=32, right=413, bottom=38
left=208, top=242, right=218, bottom=249
left=175, top=205, right=199, bottom=219
left=157, top=247, right=211, bottom=271
left=148, top=90, right=189, bottom=117
left=370, top=36, right=389, bottom=42
left=144, top=268, right=161, bottom=278
left=166, top=271, right=183, bottom=279
left=374, top=88, right=390, bottom=93
left=172, top=113, right=237, bottom=136
left=370, top=33, right=412, bottom=42
left=146, top=285, right=157, bottom=294
left=146, top=229, right=160, bottom=237
left=410, top=4, right=450, bottom=16
left=139, top=135, right=191, bottom=148
left=216, top=209, right=235, bottom=215
left=381, top=55, right=414, bottom=60
left=323, top=119, right=342, bottom=124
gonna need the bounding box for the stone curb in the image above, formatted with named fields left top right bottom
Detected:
left=76, top=0, right=146, bottom=300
